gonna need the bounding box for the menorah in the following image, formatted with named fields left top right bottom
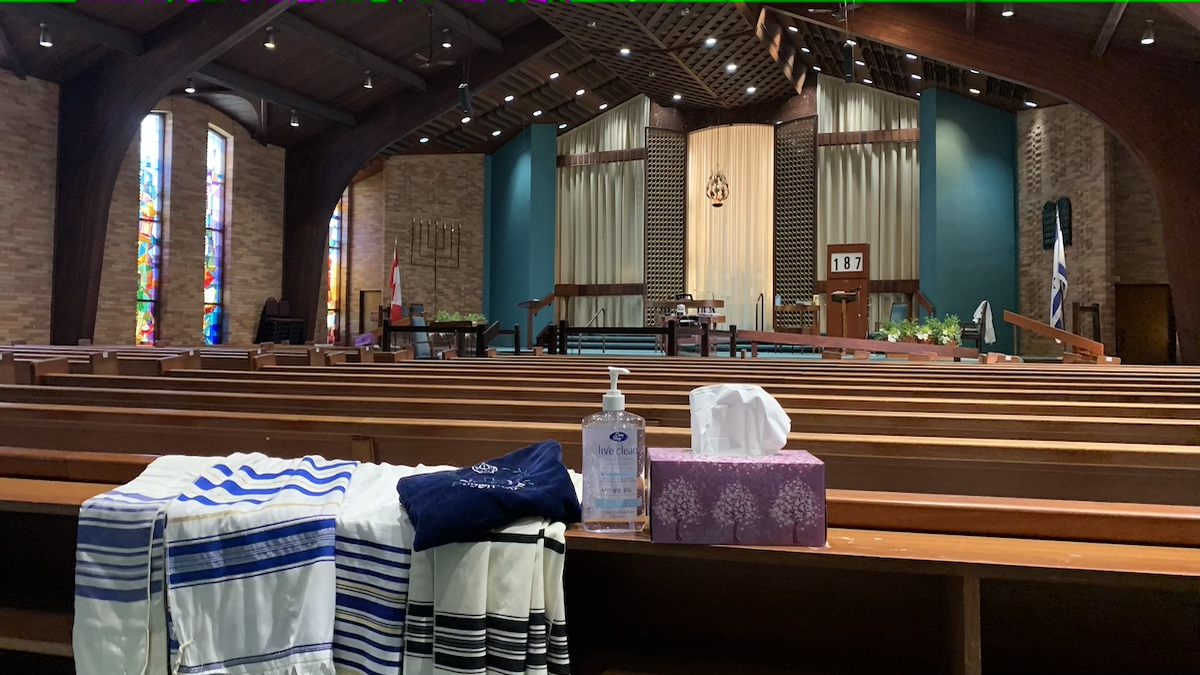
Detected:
left=409, top=218, right=462, bottom=317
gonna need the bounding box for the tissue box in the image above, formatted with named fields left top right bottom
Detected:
left=649, top=448, right=825, bottom=547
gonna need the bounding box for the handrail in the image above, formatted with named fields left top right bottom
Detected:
left=1003, top=310, right=1105, bottom=357
left=756, top=293, right=765, bottom=331
left=585, top=307, right=606, bottom=328
left=579, top=307, right=608, bottom=355
left=915, top=289, right=935, bottom=318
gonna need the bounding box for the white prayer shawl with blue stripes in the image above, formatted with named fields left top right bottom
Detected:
left=333, top=462, right=453, bottom=675
left=1051, top=215, right=1068, bottom=331
left=164, top=453, right=356, bottom=675
left=74, top=455, right=220, bottom=675
left=403, top=518, right=571, bottom=675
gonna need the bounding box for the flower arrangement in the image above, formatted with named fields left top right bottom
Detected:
left=873, top=314, right=961, bottom=346
left=434, top=311, right=487, bottom=324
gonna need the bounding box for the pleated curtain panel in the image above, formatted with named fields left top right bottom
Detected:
left=556, top=96, right=650, bottom=328
left=817, top=74, right=920, bottom=331
left=685, top=124, right=776, bottom=331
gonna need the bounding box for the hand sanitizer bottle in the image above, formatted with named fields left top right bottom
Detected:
left=582, top=367, right=647, bottom=533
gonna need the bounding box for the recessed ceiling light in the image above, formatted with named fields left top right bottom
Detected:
left=905, top=53, right=918, bottom=60
left=916, top=92, right=921, bottom=97
left=862, top=78, right=872, bottom=85
left=845, top=39, right=857, bottom=46
left=442, top=41, right=452, bottom=49
left=558, top=123, right=567, bottom=129
left=599, top=103, right=608, bottom=110
left=788, top=25, right=798, bottom=33
left=1141, top=19, right=1155, bottom=45
left=419, top=137, right=429, bottom=143
left=576, top=89, right=586, bottom=96
left=461, top=116, right=471, bottom=123
left=620, top=48, right=631, bottom=56
left=911, top=73, right=922, bottom=80
left=672, top=93, right=682, bottom=101
left=746, top=86, right=756, bottom=94
left=801, top=47, right=811, bottom=53
left=363, top=70, right=373, bottom=89
left=504, top=95, right=515, bottom=102
left=290, top=109, right=299, bottom=127
left=970, top=69, right=980, bottom=74
left=705, top=37, right=717, bottom=47
left=38, top=23, right=52, bottom=48
left=726, top=63, right=737, bottom=73
left=1002, top=3, right=1014, bottom=17
left=549, top=72, right=560, bottom=80
left=533, top=110, right=542, bottom=117
left=1024, top=100, right=1037, bottom=108
left=587, top=21, right=597, bottom=28
left=854, top=59, right=865, bottom=67
left=813, top=66, right=822, bottom=72
left=492, top=130, right=502, bottom=137
left=969, top=88, right=981, bottom=95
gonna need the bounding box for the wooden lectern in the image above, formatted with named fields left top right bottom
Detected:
left=825, top=243, right=869, bottom=339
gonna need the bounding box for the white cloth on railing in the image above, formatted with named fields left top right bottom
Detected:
left=403, top=518, right=570, bottom=675
left=73, top=455, right=219, bottom=675
left=164, top=453, right=355, bottom=675
left=973, top=300, right=997, bottom=345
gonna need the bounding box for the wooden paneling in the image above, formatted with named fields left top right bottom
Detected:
left=557, top=148, right=647, bottom=167
left=817, top=128, right=920, bottom=145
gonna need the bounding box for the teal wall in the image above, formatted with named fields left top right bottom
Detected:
left=919, top=89, right=1019, bottom=353
left=484, top=125, right=557, bottom=346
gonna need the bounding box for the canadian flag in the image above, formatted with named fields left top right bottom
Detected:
left=388, top=244, right=403, bottom=322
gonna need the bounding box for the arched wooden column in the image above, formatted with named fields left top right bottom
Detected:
left=49, top=3, right=289, bottom=345
left=745, top=2, right=1200, bottom=363
left=281, top=21, right=564, bottom=340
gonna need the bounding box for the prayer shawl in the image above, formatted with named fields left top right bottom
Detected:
left=74, top=455, right=219, bottom=675
left=164, top=453, right=356, bottom=675
left=404, top=518, right=570, bottom=675
left=1050, top=214, right=1068, bottom=330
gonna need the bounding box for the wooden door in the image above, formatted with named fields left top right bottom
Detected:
left=1115, top=284, right=1175, bottom=364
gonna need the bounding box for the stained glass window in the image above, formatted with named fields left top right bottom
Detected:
left=135, top=113, right=166, bottom=346
left=204, top=128, right=229, bottom=345
left=326, top=193, right=347, bottom=344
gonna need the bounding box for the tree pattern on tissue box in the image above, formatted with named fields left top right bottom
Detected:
left=656, top=477, right=703, bottom=542
left=712, top=482, right=758, bottom=544
left=770, top=479, right=820, bottom=544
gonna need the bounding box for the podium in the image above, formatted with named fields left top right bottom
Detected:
left=825, top=243, right=869, bottom=339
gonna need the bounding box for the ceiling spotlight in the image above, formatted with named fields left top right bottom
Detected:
left=905, top=53, right=917, bottom=60
left=746, top=86, right=757, bottom=94
left=533, top=110, right=542, bottom=117
left=911, top=73, right=922, bottom=80
left=705, top=37, right=717, bottom=47
left=672, top=93, right=682, bottom=101
left=788, top=25, right=799, bottom=33
left=442, top=40, right=452, bottom=49
left=587, top=20, right=597, bottom=28
left=620, top=48, right=631, bottom=56
left=492, top=130, right=502, bottom=137
left=419, top=137, right=429, bottom=143
left=1002, top=3, right=1014, bottom=17
left=845, top=39, right=857, bottom=46
left=916, top=92, right=921, bottom=97
left=969, top=88, right=981, bottom=95
left=970, top=69, right=980, bottom=74
left=264, top=26, right=276, bottom=50
left=1024, top=100, right=1037, bottom=108
left=38, top=23, right=52, bottom=48
left=504, top=95, right=515, bottom=102
left=680, top=7, right=689, bottom=16
left=599, top=103, right=608, bottom=110
left=1141, top=19, right=1155, bottom=45
left=461, top=115, right=472, bottom=123
left=549, top=72, right=560, bottom=80
left=813, top=66, right=822, bottom=72
left=576, top=88, right=586, bottom=96
left=290, top=109, right=299, bottom=127
left=725, top=63, right=737, bottom=73
left=363, top=70, right=373, bottom=89
left=862, top=78, right=872, bottom=85
left=801, top=47, right=811, bottom=53
left=854, top=59, right=866, bottom=67
left=558, top=123, right=567, bottom=129
left=184, top=76, right=196, bottom=94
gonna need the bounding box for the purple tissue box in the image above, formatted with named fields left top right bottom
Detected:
left=649, top=448, right=826, bottom=547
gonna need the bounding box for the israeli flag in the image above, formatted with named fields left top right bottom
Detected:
left=1050, top=212, right=1068, bottom=330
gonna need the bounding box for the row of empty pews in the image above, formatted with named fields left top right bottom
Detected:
left=1, top=344, right=1199, bottom=675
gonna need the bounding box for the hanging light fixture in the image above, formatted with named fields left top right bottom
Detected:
left=264, top=26, right=276, bottom=50
left=290, top=109, right=299, bottom=127
left=184, top=76, right=196, bottom=94
left=1141, top=20, right=1155, bottom=45
left=705, top=128, right=729, bottom=208
left=38, top=23, right=52, bottom=48
left=363, top=70, right=373, bottom=89
left=1001, top=3, right=1014, bottom=17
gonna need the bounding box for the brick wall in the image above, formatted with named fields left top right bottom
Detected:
left=1112, top=140, right=1167, bottom=286
left=345, top=155, right=485, bottom=339
left=1016, top=106, right=1115, bottom=356
left=0, top=72, right=57, bottom=344
left=226, top=122, right=284, bottom=345
left=93, top=138, right=141, bottom=345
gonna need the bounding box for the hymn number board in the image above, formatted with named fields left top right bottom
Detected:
left=825, top=243, right=870, bottom=339
left=830, top=252, right=865, bottom=275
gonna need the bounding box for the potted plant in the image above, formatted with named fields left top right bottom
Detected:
left=938, top=314, right=962, bottom=346
left=878, top=321, right=901, bottom=343
left=898, top=318, right=918, bottom=343
left=915, top=318, right=933, bottom=344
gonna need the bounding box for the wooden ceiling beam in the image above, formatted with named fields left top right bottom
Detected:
left=5, top=4, right=145, bottom=56
left=1092, top=3, right=1128, bottom=59
left=616, top=5, right=727, bottom=108
left=737, top=4, right=805, bottom=95
left=0, top=16, right=27, bottom=81
left=273, top=13, right=425, bottom=91
left=429, top=2, right=503, bottom=53
left=49, top=2, right=290, bottom=344
left=195, top=63, right=355, bottom=128
left=282, top=20, right=564, bottom=340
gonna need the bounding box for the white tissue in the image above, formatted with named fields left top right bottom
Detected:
left=690, top=384, right=791, bottom=457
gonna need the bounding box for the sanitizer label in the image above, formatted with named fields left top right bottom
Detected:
left=583, top=427, right=640, bottom=520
